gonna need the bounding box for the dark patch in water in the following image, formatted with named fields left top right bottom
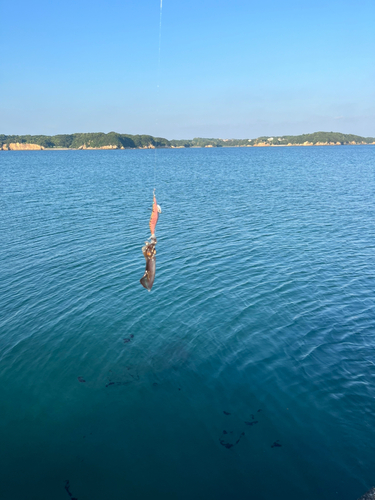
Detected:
left=77, top=377, right=85, bottom=383
left=123, top=334, right=134, bottom=344
left=220, top=441, right=233, bottom=449
left=219, top=407, right=264, bottom=449
left=271, top=440, right=282, bottom=448
left=64, top=480, right=78, bottom=499
left=105, top=367, right=139, bottom=388
left=219, top=431, right=245, bottom=449
left=245, top=420, right=258, bottom=426
left=152, top=382, right=158, bottom=387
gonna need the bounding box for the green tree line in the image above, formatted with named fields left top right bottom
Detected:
left=0, top=132, right=171, bottom=149
left=1, top=131, right=374, bottom=149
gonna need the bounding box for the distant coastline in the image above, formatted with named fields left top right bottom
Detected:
left=1, top=131, right=375, bottom=151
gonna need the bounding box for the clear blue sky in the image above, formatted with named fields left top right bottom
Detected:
left=1, top=0, right=374, bottom=139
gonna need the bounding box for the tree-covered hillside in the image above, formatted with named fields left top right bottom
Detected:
left=171, top=132, right=375, bottom=147
left=0, top=132, right=171, bottom=149
left=254, top=131, right=375, bottom=146
left=1, top=131, right=374, bottom=149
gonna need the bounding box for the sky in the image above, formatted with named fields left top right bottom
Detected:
left=1, top=0, right=374, bottom=139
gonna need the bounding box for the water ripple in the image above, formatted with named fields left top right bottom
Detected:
left=1, top=147, right=375, bottom=499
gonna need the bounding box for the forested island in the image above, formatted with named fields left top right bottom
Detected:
left=1, top=131, right=374, bottom=150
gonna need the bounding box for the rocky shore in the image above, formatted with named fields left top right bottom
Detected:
left=2, top=143, right=44, bottom=150
left=2, top=132, right=375, bottom=151
left=2, top=141, right=374, bottom=151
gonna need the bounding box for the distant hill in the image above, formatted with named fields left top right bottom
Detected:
left=1, top=131, right=374, bottom=150
left=0, top=132, right=169, bottom=150
left=247, top=131, right=375, bottom=147
left=171, top=132, right=375, bottom=148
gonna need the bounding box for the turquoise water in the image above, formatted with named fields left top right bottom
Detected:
left=1, top=146, right=374, bottom=500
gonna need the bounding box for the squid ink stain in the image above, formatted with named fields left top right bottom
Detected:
left=105, top=367, right=139, bottom=387
left=223, top=411, right=231, bottom=415
left=237, top=432, right=245, bottom=444
left=77, top=377, right=85, bottom=383
left=64, top=480, right=78, bottom=499
left=271, top=440, right=282, bottom=448
left=220, top=441, right=233, bottom=449
left=219, top=431, right=245, bottom=449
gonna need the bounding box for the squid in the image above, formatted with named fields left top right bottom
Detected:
left=140, top=192, right=161, bottom=291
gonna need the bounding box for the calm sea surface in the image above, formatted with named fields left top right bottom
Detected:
left=1, top=146, right=374, bottom=500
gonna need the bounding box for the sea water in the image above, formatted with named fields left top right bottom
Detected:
left=1, top=146, right=374, bottom=500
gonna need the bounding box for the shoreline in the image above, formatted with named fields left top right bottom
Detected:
left=2, top=131, right=374, bottom=151
left=2, top=143, right=374, bottom=151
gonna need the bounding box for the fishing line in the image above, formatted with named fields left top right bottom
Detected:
left=139, top=1, right=164, bottom=291
left=154, top=0, right=163, bottom=191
